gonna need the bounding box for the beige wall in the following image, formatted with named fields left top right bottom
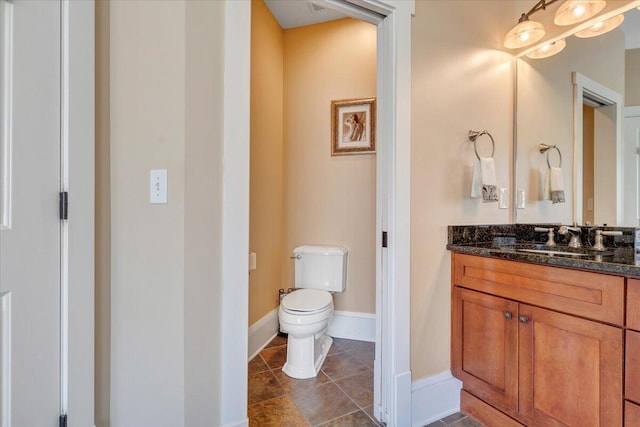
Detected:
left=108, top=0, right=224, bottom=425
left=184, top=1, right=224, bottom=425
left=516, top=30, right=625, bottom=224
left=249, top=0, right=285, bottom=325
left=410, top=1, right=515, bottom=380
left=283, top=19, right=377, bottom=314
left=627, top=48, right=640, bottom=106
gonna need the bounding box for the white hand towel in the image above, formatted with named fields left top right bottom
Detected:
left=471, top=156, right=498, bottom=202
left=543, top=167, right=565, bottom=204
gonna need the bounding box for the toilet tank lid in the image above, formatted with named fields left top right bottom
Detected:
left=293, top=245, right=347, bottom=256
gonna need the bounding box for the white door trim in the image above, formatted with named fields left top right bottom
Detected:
left=221, top=0, right=413, bottom=425
left=572, top=72, right=623, bottom=225
left=65, top=0, right=95, bottom=425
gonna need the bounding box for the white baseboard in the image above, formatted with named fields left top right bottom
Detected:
left=222, top=418, right=248, bottom=427
left=247, top=308, right=279, bottom=361
left=248, top=308, right=376, bottom=361
left=327, top=310, right=375, bottom=342
left=411, top=371, right=462, bottom=427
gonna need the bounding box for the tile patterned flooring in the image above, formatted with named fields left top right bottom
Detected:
left=248, top=335, right=483, bottom=427
left=425, top=412, right=484, bottom=427
left=248, top=336, right=379, bottom=426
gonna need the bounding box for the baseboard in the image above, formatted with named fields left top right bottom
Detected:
left=222, top=418, right=248, bottom=427
left=247, top=308, right=279, bottom=361
left=327, top=310, right=375, bottom=342
left=411, top=371, right=462, bottom=427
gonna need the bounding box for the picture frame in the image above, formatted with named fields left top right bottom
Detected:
left=331, top=97, right=376, bottom=156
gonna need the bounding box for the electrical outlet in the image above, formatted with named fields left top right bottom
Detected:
left=498, top=188, right=509, bottom=209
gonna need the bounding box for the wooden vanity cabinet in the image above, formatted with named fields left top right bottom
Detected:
left=452, top=253, right=624, bottom=427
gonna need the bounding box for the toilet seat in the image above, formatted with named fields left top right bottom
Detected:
left=281, top=289, right=332, bottom=314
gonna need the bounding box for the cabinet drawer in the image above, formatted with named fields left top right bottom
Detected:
left=626, top=401, right=640, bottom=427
left=627, top=279, right=640, bottom=331
left=627, top=331, right=640, bottom=403
left=452, top=253, right=624, bottom=325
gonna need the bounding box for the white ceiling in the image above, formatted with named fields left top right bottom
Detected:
left=264, top=0, right=347, bottom=29
left=264, top=1, right=640, bottom=49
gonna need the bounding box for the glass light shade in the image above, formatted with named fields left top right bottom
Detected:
left=504, top=19, right=545, bottom=49
left=554, top=1, right=606, bottom=26
left=574, top=13, right=624, bottom=37
left=526, top=39, right=567, bottom=59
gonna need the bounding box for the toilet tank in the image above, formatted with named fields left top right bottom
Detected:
left=293, top=245, right=347, bottom=293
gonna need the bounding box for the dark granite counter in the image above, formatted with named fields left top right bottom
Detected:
left=447, top=224, right=640, bottom=278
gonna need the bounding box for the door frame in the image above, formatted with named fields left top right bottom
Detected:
left=572, top=72, right=623, bottom=225
left=220, top=0, right=413, bottom=425
left=64, top=0, right=95, bottom=425
left=625, top=105, right=640, bottom=226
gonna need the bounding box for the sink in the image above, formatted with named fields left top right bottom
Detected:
left=516, top=248, right=589, bottom=257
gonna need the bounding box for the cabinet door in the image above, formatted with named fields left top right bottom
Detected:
left=626, top=330, right=640, bottom=404
left=518, top=305, right=622, bottom=427
left=452, top=287, right=518, bottom=412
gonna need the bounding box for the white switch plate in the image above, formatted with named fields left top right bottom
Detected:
left=150, top=169, right=168, bottom=204
left=498, top=188, right=509, bottom=209
left=517, top=189, right=526, bottom=209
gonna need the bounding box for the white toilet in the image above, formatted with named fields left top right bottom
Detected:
left=278, top=245, right=347, bottom=379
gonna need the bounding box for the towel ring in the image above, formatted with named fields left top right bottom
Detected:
left=468, top=130, right=495, bottom=160
left=539, top=143, right=562, bottom=168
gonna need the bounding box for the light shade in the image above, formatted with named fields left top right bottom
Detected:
left=554, top=0, right=606, bottom=26
left=526, top=39, right=567, bottom=59
left=575, top=13, right=624, bottom=37
left=504, top=18, right=545, bottom=49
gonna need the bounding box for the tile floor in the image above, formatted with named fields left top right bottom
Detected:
left=425, top=412, right=484, bottom=427
left=248, top=335, right=483, bottom=427
left=248, top=335, right=379, bottom=426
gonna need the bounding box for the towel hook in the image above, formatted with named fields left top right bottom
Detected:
left=468, top=130, right=495, bottom=160
left=539, top=143, right=562, bottom=168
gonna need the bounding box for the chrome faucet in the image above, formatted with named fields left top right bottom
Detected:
left=534, top=227, right=556, bottom=247
left=592, top=229, right=623, bottom=251
left=558, top=225, right=582, bottom=248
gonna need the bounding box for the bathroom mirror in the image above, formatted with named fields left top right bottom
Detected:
left=515, top=6, right=640, bottom=226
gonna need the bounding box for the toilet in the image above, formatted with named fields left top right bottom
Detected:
left=278, top=245, right=347, bottom=379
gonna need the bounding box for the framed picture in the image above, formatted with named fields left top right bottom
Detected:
left=331, top=97, right=376, bottom=156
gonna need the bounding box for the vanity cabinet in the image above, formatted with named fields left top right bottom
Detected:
left=452, top=253, right=624, bottom=427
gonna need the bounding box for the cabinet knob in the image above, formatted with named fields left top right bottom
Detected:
left=519, top=315, right=529, bottom=324
left=504, top=311, right=513, bottom=320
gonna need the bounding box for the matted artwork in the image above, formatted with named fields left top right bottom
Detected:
left=331, top=98, right=376, bottom=156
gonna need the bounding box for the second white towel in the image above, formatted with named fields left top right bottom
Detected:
left=543, top=167, right=565, bottom=204
left=471, top=156, right=498, bottom=202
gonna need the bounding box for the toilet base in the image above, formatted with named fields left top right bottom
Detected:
left=282, top=333, right=333, bottom=379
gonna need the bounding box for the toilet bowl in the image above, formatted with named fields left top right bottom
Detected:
left=279, top=289, right=334, bottom=379
left=278, top=245, right=347, bottom=379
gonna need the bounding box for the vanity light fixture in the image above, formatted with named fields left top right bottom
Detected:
left=526, top=39, right=567, bottom=58
left=504, top=14, right=547, bottom=49
left=504, top=0, right=567, bottom=49
left=554, top=0, right=607, bottom=25
left=574, top=13, right=624, bottom=37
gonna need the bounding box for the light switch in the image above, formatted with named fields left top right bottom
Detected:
left=150, top=169, right=168, bottom=204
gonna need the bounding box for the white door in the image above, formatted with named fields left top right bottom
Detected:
left=0, top=1, right=62, bottom=425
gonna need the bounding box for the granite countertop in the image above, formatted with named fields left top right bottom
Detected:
left=447, top=224, right=640, bottom=278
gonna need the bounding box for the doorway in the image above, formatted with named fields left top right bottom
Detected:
left=248, top=8, right=378, bottom=424
left=220, top=1, right=413, bottom=425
